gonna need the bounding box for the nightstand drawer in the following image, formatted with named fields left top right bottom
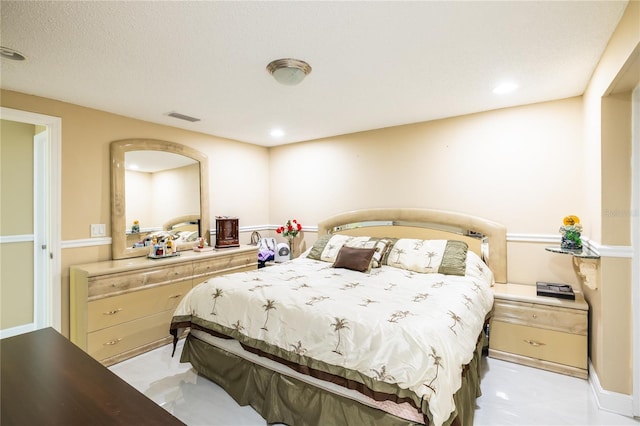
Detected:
left=493, top=299, right=587, bottom=335
left=490, top=320, right=587, bottom=369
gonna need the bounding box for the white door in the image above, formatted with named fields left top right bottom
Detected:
left=0, top=108, right=61, bottom=338
left=33, top=130, right=49, bottom=330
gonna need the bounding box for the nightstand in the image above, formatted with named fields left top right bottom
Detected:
left=489, top=282, right=589, bottom=379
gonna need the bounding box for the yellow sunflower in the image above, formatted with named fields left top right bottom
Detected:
left=563, top=215, right=580, bottom=226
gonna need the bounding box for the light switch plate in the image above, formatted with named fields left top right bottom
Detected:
left=90, top=224, right=106, bottom=237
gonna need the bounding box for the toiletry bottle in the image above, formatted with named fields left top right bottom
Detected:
left=150, top=235, right=158, bottom=256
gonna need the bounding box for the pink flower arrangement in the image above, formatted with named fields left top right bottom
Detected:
left=276, top=219, right=302, bottom=239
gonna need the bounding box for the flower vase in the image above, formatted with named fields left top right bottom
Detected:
left=288, top=238, right=294, bottom=259
left=560, top=225, right=582, bottom=251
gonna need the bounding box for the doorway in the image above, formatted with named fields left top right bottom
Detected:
left=0, top=107, right=61, bottom=337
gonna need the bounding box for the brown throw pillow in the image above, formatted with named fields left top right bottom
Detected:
left=332, top=246, right=377, bottom=273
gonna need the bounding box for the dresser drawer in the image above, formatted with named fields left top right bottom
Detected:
left=87, top=280, right=192, bottom=332
left=88, top=263, right=193, bottom=298
left=493, top=299, right=587, bottom=335
left=192, top=253, right=256, bottom=282
left=87, top=309, right=176, bottom=362
left=490, top=320, right=587, bottom=369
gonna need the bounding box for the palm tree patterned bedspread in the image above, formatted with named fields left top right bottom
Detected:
left=170, top=254, right=494, bottom=426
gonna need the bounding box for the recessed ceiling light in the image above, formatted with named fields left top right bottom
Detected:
left=270, top=129, right=285, bottom=138
left=493, top=82, right=518, bottom=94
left=0, top=46, right=26, bottom=61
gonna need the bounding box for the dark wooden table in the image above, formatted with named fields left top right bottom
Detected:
left=1, top=327, right=185, bottom=425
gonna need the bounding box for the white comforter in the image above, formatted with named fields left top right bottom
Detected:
left=172, top=255, right=494, bottom=425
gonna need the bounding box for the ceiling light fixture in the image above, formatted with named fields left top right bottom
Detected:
left=0, top=46, right=26, bottom=61
left=266, top=58, right=312, bottom=86
left=493, top=82, right=518, bottom=94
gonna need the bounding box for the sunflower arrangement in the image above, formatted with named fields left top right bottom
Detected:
left=560, top=215, right=583, bottom=250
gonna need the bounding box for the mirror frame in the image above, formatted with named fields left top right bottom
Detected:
left=111, top=138, right=210, bottom=260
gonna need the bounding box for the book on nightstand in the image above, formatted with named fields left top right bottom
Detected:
left=536, top=281, right=576, bottom=300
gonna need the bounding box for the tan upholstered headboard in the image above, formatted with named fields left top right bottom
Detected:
left=317, top=208, right=507, bottom=283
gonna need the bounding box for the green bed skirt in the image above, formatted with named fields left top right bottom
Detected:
left=179, top=332, right=485, bottom=426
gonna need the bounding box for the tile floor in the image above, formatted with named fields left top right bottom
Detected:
left=110, top=340, right=639, bottom=426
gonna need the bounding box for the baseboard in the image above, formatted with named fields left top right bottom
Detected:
left=589, top=360, right=634, bottom=417
left=0, top=323, right=36, bottom=339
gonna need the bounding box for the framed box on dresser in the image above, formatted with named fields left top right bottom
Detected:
left=70, top=246, right=257, bottom=366
left=489, top=282, right=589, bottom=379
left=215, top=217, right=239, bottom=248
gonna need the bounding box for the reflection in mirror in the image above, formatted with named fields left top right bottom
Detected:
left=125, top=151, right=199, bottom=235
left=111, top=139, right=210, bottom=260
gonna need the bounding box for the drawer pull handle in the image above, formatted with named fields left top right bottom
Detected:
left=532, top=314, right=537, bottom=319
left=523, top=339, right=546, bottom=347
left=169, top=294, right=182, bottom=299
left=104, top=338, right=122, bottom=346
left=103, top=308, right=122, bottom=315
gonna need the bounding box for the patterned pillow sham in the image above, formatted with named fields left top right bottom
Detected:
left=384, top=239, right=468, bottom=276
left=307, top=234, right=333, bottom=260
left=332, top=246, right=377, bottom=273
left=306, top=234, right=393, bottom=268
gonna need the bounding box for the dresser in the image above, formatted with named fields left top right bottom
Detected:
left=71, top=245, right=257, bottom=366
left=489, top=282, right=589, bottom=379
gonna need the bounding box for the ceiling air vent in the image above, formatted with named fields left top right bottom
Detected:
left=167, top=112, right=201, bottom=122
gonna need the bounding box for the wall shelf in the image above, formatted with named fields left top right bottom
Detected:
left=545, top=246, right=600, bottom=290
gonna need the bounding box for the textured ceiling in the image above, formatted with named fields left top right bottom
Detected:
left=0, top=1, right=628, bottom=147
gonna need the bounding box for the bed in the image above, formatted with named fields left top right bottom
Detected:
left=170, top=208, right=507, bottom=426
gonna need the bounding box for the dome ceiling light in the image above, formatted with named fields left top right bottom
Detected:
left=266, top=58, right=312, bottom=86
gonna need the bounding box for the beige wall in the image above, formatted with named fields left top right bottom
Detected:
left=270, top=97, right=585, bottom=234
left=582, top=0, right=639, bottom=396
left=270, top=97, right=585, bottom=286
left=1, top=90, right=270, bottom=336
left=0, top=119, right=35, bottom=329
left=601, top=91, right=633, bottom=246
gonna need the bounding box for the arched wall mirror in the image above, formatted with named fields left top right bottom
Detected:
left=111, top=139, right=210, bottom=260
